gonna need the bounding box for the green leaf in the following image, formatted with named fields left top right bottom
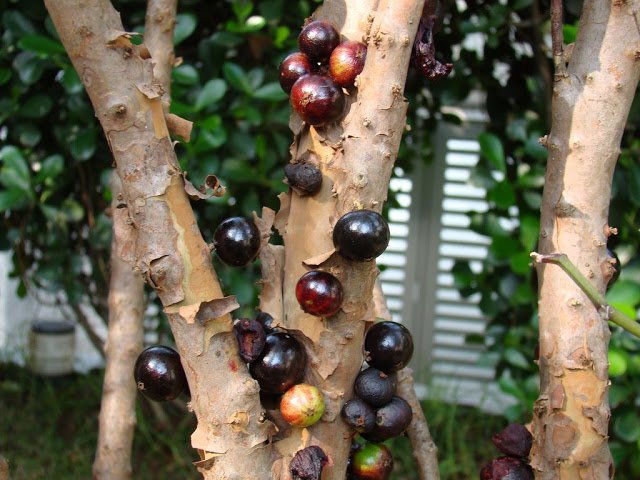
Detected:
left=0, top=146, right=31, bottom=195
left=2, top=11, right=36, bottom=37
left=504, top=347, right=531, bottom=370
left=253, top=82, right=288, bottom=101
left=223, top=63, right=252, bottom=94
left=69, top=128, right=97, bottom=161
left=18, top=34, right=66, bottom=55
left=19, top=94, right=54, bottom=119
left=478, top=132, right=506, bottom=173
left=36, top=154, right=64, bottom=184
left=519, top=214, right=539, bottom=250
left=195, top=79, right=227, bottom=111
left=174, top=14, right=197, bottom=45
left=563, top=24, right=578, bottom=44
left=232, top=1, right=253, bottom=22
left=614, top=410, right=640, bottom=442
left=0, top=68, right=11, bottom=86
left=487, top=181, right=516, bottom=209
left=172, top=65, right=199, bottom=85
left=0, top=189, right=27, bottom=211
left=194, top=115, right=227, bottom=150
left=61, top=198, right=84, bottom=222
left=607, top=280, right=640, bottom=314
left=609, top=349, right=629, bottom=377
left=15, top=123, right=41, bottom=147
left=509, top=251, right=532, bottom=275
left=13, top=52, right=46, bottom=85
left=59, top=67, right=83, bottom=95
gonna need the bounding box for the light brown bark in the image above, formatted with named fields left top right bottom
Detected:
left=273, top=1, right=425, bottom=478
left=532, top=1, right=640, bottom=478
left=93, top=174, right=145, bottom=480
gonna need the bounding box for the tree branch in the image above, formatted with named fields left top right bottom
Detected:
left=550, top=0, right=564, bottom=76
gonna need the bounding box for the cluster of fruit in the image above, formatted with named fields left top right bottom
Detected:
left=342, top=321, right=414, bottom=479
left=480, top=423, right=534, bottom=480
left=279, top=20, right=367, bottom=126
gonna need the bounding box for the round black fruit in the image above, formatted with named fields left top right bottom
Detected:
left=213, top=217, right=260, bottom=267
left=298, top=20, right=340, bottom=62
left=333, top=210, right=390, bottom=261
left=279, top=51, right=313, bottom=94
left=284, top=162, right=323, bottom=196
left=353, top=367, right=397, bottom=408
left=249, top=332, right=306, bottom=393
left=290, top=74, right=345, bottom=126
left=364, top=321, right=414, bottom=373
left=134, top=345, right=187, bottom=402
left=361, top=395, right=413, bottom=442
left=341, top=397, right=376, bottom=432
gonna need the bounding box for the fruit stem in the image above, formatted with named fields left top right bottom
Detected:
left=530, top=252, right=640, bottom=338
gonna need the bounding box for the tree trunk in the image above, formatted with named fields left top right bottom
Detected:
left=532, top=1, right=640, bottom=478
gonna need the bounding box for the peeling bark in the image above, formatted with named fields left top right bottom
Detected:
left=275, top=1, right=425, bottom=478
left=93, top=175, right=145, bottom=480
left=532, top=1, right=640, bottom=478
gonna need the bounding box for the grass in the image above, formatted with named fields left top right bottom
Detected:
left=0, top=364, right=505, bottom=479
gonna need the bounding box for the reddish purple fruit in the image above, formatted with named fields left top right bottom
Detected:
left=134, top=345, right=187, bottom=402
left=298, top=20, right=340, bottom=62
left=279, top=51, right=314, bottom=94
left=341, top=397, right=376, bottom=433
left=362, top=396, right=413, bottom=442
left=290, top=74, right=345, bottom=126
left=329, top=41, right=367, bottom=87
left=351, top=443, right=394, bottom=480
left=491, top=423, right=533, bottom=458
left=353, top=367, right=397, bottom=408
left=333, top=210, right=390, bottom=262
left=295, top=270, right=344, bottom=317
left=249, top=332, right=306, bottom=393
left=213, top=217, right=261, bottom=267
left=480, top=457, right=534, bottom=480
left=364, top=321, right=414, bottom=373
left=233, top=318, right=266, bottom=363
left=280, top=383, right=325, bottom=427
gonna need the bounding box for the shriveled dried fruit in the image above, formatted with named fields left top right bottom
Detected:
left=233, top=318, right=267, bottom=363
left=290, top=446, right=329, bottom=480
left=285, top=162, right=323, bottom=196
left=491, top=423, right=533, bottom=458
left=479, top=457, right=534, bottom=480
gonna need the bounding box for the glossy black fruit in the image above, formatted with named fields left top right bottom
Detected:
left=134, top=345, right=187, bottom=402
left=341, top=397, right=376, bottom=432
left=213, top=217, right=260, bottom=267
left=480, top=456, right=534, bottom=480
left=256, top=311, right=276, bottom=331
left=353, top=367, right=397, bottom=408
left=351, top=443, right=393, bottom=480
left=233, top=318, right=266, bottom=363
left=329, top=40, right=367, bottom=87
left=279, top=51, right=314, bottom=94
left=290, top=74, right=345, bottom=126
left=298, top=20, right=340, bottom=62
left=295, top=270, right=344, bottom=317
left=364, top=321, right=414, bottom=373
left=361, top=396, right=413, bottom=442
left=284, top=162, right=323, bottom=196
left=491, top=423, right=533, bottom=458
left=249, top=332, right=307, bottom=393
left=333, top=210, right=390, bottom=262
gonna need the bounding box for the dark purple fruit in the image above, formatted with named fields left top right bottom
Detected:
left=249, top=332, right=306, bottom=393
left=290, top=74, right=345, bottom=126
left=290, top=445, right=329, bottom=480
left=341, top=397, right=376, bottom=432
left=233, top=318, right=266, bottom=363
left=285, top=162, right=323, bottom=196
left=279, top=51, right=314, bottom=94
left=479, top=457, right=534, bottom=480
left=259, top=390, right=282, bottom=410
left=329, top=41, right=367, bottom=87
left=362, top=395, right=413, bottom=442
left=333, top=210, right=390, bottom=262
left=213, top=217, right=260, bottom=267
left=134, top=345, right=187, bottom=402
left=298, top=20, right=340, bottom=62
left=295, top=270, right=344, bottom=317
left=491, top=423, right=533, bottom=458
left=364, top=321, right=414, bottom=373
left=256, top=311, right=276, bottom=331
left=351, top=443, right=393, bottom=480
left=353, top=367, right=397, bottom=408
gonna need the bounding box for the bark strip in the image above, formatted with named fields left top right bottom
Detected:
left=532, top=1, right=640, bottom=478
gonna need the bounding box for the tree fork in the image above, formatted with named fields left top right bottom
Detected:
left=532, top=1, right=640, bottom=478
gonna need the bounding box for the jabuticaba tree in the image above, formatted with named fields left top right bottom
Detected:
left=43, top=0, right=427, bottom=478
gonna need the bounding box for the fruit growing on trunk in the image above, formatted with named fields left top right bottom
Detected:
left=491, top=423, right=533, bottom=458
left=134, top=345, right=187, bottom=401
left=290, top=74, right=345, bottom=126
left=298, top=20, right=340, bottom=62
left=364, top=321, right=414, bottom=373
left=284, top=162, right=323, bottom=196
left=351, top=443, right=394, bottom=480
left=341, top=397, right=376, bottom=433
left=329, top=41, right=367, bottom=87
left=353, top=367, right=397, bottom=407
left=361, top=396, right=413, bottom=442
left=249, top=332, right=306, bottom=393
left=233, top=318, right=267, bottom=363
left=333, top=210, right=390, bottom=262
left=280, top=383, right=326, bottom=427
left=480, top=456, right=534, bottom=480
left=295, top=270, right=344, bottom=317
left=279, top=51, right=314, bottom=94
left=213, top=217, right=261, bottom=267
